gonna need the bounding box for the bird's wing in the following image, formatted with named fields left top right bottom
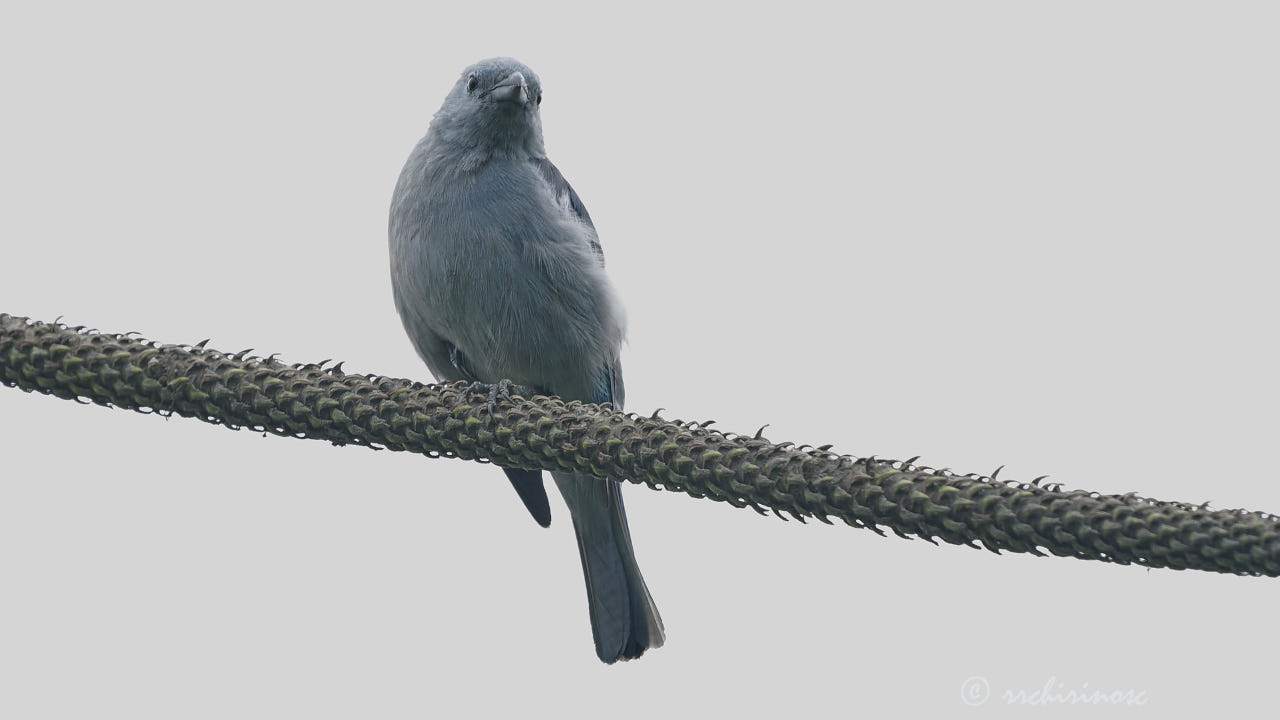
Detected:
left=532, top=156, right=604, bottom=264
left=596, top=359, right=625, bottom=410
left=533, top=156, right=625, bottom=410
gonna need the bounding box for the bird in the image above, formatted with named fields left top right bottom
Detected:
left=388, top=57, right=664, bottom=663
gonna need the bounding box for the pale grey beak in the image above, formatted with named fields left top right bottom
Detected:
left=487, top=71, right=529, bottom=106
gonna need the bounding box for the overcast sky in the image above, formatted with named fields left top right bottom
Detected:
left=2, top=1, right=1278, bottom=716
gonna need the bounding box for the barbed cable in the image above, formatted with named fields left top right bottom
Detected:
left=3, top=313, right=1276, bottom=577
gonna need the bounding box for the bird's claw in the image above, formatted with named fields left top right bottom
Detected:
left=468, top=378, right=516, bottom=414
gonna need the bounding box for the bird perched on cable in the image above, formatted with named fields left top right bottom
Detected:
left=388, top=57, right=664, bottom=663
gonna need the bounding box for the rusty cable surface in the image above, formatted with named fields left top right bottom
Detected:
left=3, top=313, right=1277, bottom=577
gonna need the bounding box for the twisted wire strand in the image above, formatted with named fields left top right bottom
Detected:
left=3, top=313, right=1277, bottom=577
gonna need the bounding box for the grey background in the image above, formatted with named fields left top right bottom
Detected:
left=1, top=1, right=1276, bottom=716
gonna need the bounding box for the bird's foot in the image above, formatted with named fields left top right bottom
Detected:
left=468, top=378, right=517, bottom=414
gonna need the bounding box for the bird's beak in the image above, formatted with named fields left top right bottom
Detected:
left=486, top=71, right=529, bottom=106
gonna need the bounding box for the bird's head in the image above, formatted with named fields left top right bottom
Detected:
left=428, top=57, right=546, bottom=158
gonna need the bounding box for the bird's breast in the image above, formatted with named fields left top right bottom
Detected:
left=400, top=161, right=625, bottom=400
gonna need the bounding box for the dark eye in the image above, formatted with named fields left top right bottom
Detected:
left=536, top=92, right=542, bottom=105
left=466, top=75, right=478, bottom=93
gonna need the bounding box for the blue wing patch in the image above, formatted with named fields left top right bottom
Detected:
left=593, top=360, right=625, bottom=410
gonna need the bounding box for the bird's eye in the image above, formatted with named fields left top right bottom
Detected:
left=466, top=75, right=478, bottom=93
left=536, top=92, right=542, bottom=105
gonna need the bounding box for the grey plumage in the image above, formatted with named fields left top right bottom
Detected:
left=388, top=57, right=664, bottom=663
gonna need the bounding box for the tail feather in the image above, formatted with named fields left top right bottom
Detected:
left=553, top=472, right=664, bottom=663
left=503, top=467, right=552, bottom=527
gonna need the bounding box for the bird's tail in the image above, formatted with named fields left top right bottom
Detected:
left=552, top=472, right=664, bottom=663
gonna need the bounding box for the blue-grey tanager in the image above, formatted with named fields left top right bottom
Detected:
left=388, top=58, right=664, bottom=663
